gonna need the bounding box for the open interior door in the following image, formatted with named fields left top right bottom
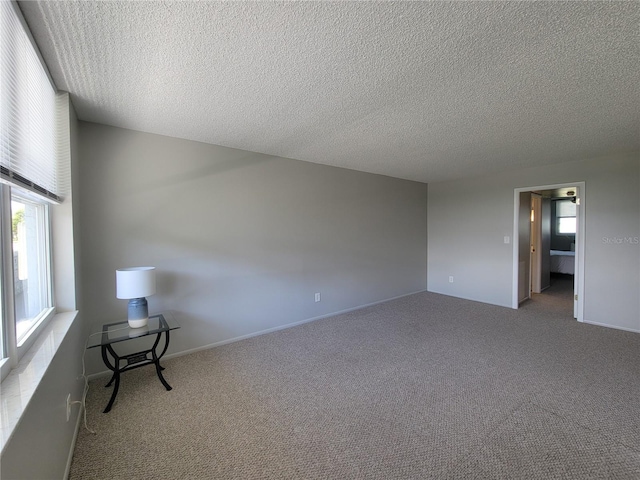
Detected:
left=530, top=193, right=542, bottom=294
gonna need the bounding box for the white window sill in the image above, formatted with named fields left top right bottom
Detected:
left=0, top=310, right=78, bottom=453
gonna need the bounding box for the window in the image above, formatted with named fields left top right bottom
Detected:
left=11, top=194, right=52, bottom=344
left=2, top=186, right=56, bottom=381
left=556, top=199, right=577, bottom=234
left=1, top=1, right=64, bottom=381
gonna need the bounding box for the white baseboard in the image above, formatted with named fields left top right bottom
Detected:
left=64, top=404, right=84, bottom=480
left=427, top=288, right=511, bottom=309
left=88, top=289, right=427, bottom=380
left=582, top=319, right=640, bottom=334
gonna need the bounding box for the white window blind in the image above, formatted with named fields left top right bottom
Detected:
left=0, top=0, right=61, bottom=201
left=556, top=199, right=576, bottom=218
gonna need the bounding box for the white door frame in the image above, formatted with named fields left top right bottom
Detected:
left=511, top=182, right=586, bottom=322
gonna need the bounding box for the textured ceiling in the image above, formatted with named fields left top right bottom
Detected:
left=20, top=1, right=640, bottom=183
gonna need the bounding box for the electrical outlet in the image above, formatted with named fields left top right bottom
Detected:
left=66, top=393, right=71, bottom=422
left=449, top=276, right=454, bottom=283
left=314, top=292, right=321, bottom=302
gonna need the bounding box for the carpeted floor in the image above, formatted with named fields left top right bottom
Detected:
left=70, top=279, right=640, bottom=479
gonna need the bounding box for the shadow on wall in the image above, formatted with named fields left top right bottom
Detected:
left=136, top=150, right=276, bottom=195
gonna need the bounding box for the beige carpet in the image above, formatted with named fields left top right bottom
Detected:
left=70, top=279, right=640, bottom=479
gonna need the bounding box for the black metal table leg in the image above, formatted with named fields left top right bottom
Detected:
left=151, top=331, right=172, bottom=390
left=102, top=344, right=121, bottom=413
left=157, top=330, right=171, bottom=371
left=103, top=371, right=121, bottom=413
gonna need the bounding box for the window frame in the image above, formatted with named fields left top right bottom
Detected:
left=1, top=183, right=56, bottom=381
left=12, top=190, right=55, bottom=347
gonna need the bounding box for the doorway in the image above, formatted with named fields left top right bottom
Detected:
left=512, top=182, right=585, bottom=321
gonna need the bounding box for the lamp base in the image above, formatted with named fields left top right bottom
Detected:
left=128, top=318, right=148, bottom=329
left=127, top=297, right=149, bottom=328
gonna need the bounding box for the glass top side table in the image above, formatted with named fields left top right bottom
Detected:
left=87, top=312, right=180, bottom=413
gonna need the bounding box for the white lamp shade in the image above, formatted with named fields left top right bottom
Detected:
left=116, top=267, right=156, bottom=299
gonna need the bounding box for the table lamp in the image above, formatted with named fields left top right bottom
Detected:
left=116, top=266, right=156, bottom=328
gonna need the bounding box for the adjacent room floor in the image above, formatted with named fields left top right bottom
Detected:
left=528, top=272, right=574, bottom=315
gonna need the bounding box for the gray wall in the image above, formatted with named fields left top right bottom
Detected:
left=0, top=317, right=85, bottom=480
left=427, top=152, right=640, bottom=332
left=79, top=122, right=428, bottom=374
left=1, top=101, right=86, bottom=479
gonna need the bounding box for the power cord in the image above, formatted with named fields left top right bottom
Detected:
left=75, top=326, right=131, bottom=434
